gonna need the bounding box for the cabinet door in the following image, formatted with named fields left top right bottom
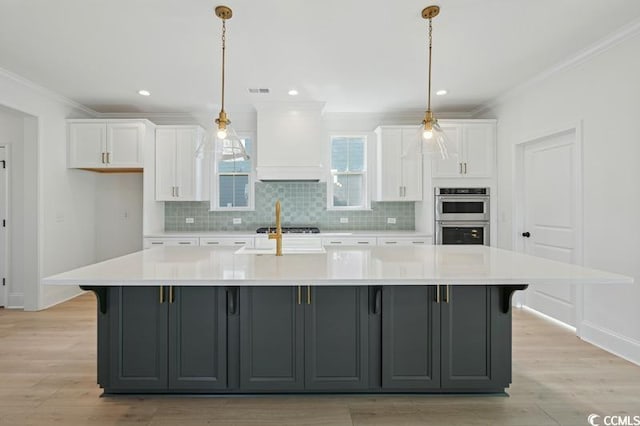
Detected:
left=440, top=286, right=510, bottom=391
left=68, top=122, right=106, bottom=168
left=462, top=124, right=495, bottom=178
left=175, top=128, right=197, bottom=200
left=240, top=286, right=304, bottom=390
left=155, top=128, right=177, bottom=201
left=400, top=128, right=423, bottom=201
left=107, top=122, right=144, bottom=167
left=109, top=286, right=168, bottom=391
left=376, top=128, right=403, bottom=201
left=431, top=124, right=463, bottom=178
left=382, top=286, right=440, bottom=390
left=304, top=286, right=369, bottom=390
left=168, top=287, right=227, bottom=390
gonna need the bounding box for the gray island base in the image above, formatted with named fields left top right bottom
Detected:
left=46, top=245, right=631, bottom=395
left=82, top=284, right=527, bottom=395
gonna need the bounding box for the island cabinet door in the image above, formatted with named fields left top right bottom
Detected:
left=440, top=286, right=510, bottom=391
left=239, top=286, right=305, bottom=391
left=168, top=287, right=227, bottom=390
left=381, top=286, right=441, bottom=390
left=304, top=286, right=369, bottom=390
left=109, top=286, right=168, bottom=391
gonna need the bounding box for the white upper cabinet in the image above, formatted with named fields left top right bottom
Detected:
left=155, top=126, right=208, bottom=201
left=68, top=120, right=148, bottom=169
left=431, top=120, right=496, bottom=179
left=374, top=126, right=422, bottom=201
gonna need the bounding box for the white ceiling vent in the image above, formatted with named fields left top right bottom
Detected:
left=248, top=88, right=270, bottom=94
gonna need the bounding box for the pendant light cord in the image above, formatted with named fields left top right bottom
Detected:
left=427, top=17, right=433, bottom=111
left=220, top=19, right=227, bottom=113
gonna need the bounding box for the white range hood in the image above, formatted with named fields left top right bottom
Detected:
left=256, top=102, right=327, bottom=181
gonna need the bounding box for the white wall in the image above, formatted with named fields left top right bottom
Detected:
left=0, top=68, right=97, bottom=310
left=483, top=31, right=640, bottom=364
left=96, top=173, right=143, bottom=261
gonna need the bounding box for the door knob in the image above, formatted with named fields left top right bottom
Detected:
left=522, top=232, right=531, bottom=238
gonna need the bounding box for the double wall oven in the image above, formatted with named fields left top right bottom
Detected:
left=435, top=187, right=490, bottom=245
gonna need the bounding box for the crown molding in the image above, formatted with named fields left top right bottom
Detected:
left=472, top=16, right=640, bottom=116
left=0, top=66, right=99, bottom=117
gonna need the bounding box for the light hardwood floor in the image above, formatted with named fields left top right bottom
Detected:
left=0, top=293, right=639, bottom=426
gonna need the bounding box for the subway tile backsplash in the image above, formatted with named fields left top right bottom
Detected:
left=164, top=182, right=415, bottom=232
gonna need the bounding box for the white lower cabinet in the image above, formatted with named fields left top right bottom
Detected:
left=322, top=237, right=377, bottom=247
left=377, top=237, right=433, bottom=246
left=143, top=238, right=199, bottom=249
left=200, top=237, right=254, bottom=248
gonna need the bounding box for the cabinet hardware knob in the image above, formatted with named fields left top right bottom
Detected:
left=522, top=232, right=531, bottom=238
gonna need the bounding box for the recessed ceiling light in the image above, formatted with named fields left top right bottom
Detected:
left=138, top=90, right=151, bottom=96
left=288, top=89, right=299, bottom=96
left=435, top=89, right=448, bottom=96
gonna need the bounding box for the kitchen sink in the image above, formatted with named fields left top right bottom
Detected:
left=235, top=246, right=326, bottom=255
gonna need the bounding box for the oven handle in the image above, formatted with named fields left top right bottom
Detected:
left=436, top=196, right=490, bottom=203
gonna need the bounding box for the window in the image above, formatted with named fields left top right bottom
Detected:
left=328, top=135, right=368, bottom=209
left=212, top=135, right=254, bottom=210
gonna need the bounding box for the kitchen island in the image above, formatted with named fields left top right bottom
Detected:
left=44, top=245, right=632, bottom=395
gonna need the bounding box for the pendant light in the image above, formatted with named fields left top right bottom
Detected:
left=421, top=5, right=456, bottom=159
left=204, top=5, right=248, bottom=161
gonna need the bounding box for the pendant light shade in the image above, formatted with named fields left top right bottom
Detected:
left=196, top=5, right=249, bottom=161
left=421, top=5, right=457, bottom=160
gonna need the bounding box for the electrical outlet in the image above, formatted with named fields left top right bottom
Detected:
left=387, top=217, right=397, bottom=224
left=233, top=218, right=242, bottom=225
left=339, top=217, right=349, bottom=224
left=185, top=217, right=195, bottom=224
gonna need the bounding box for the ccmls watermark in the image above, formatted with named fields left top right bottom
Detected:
left=588, top=413, right=640, bottom=426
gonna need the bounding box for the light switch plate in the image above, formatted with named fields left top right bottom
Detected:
left=185, top=217, right=195, bottom=224
left=387, top=217, right=397, bottom=224
left=233, top=218, right=242, bottom=224
left=340, top=217, right=349, bottom=224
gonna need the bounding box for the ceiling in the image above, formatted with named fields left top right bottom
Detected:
left=1, top=0, right=640, bottom=114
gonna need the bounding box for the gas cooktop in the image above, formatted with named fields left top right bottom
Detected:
left=256, top=227, right=320, bottom=234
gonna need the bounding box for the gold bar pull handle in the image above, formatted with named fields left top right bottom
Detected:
left=297, top=285, right=301, bottom=305
left=307, top=285, right=311, bottom=305
left=169, top=286, right=175, bottom=303
left=436, top=285, right=440, bottom=303
left=445, top=285, right=450, bottom=304
left=159, top=286, right=164, bottom=304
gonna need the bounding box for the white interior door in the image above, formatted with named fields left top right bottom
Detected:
left=0, top=146, right=7, bottom=308
left=520, top=129, right=580, bottom=326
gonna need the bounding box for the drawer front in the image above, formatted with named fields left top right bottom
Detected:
left=144, top=238, right=199, bottom=249
left=322, top=237, right=377, bottom=247
left=199, top=237, right=254, bottom=247
left=255, top=237, right=322, bottom=250
left=377, top=237, right=433, bottom=246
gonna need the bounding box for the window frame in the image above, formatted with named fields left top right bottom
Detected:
left=210, top=131, right=256, bottom=211
left=327, top=133, right=370, bottom=211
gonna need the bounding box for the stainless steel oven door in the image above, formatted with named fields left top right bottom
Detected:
left=435, top=222, right=490, bottom=245
left=435, top=196, right=490, bottom=222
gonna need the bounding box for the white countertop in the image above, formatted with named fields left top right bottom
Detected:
left=144, top=231, right=432, bottom=238
left=43, top=246, right=633, bottom=287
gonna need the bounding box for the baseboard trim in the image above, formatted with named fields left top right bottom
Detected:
left=7, top=292, right=24, bottom=309
left=580, top=321, right=640, bottom=367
